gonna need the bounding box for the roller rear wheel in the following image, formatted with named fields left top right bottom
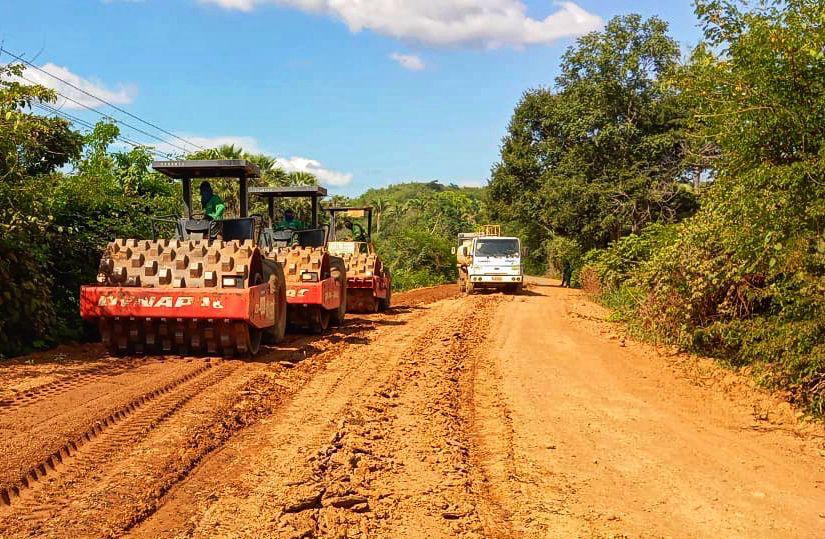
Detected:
left=309, top=306, right=331, bottom=334
left=239, top=271, right=264, bottom=355
left=378, top=279, right=392, bottom=311
left=265, top=262, right=288, bottom=344
left=330, top=257, right=347, bottom=326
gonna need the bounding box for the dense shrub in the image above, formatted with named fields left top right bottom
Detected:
left=638, top=0, right=824, bottom=412
left=573, top=1, right=824, bottom=413
left=581, top=223, right=677, bottom=291
left=0, top=133, right=180, bottom=356
left=376, top=228, right=455, bottom=291
left=544, top=235, right=582, bottom=278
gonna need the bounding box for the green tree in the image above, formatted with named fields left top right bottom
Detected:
left=0, top=65, right=179, bottom=355
left=577, top=0, right=824, bottom=413
left=489, top=14, right=697, bottom=256
left=0, top=64, right=85, bottom=354
left=365, top=195, right=393, bottom=232
left=184, top=147, right=320, bottom=218
left=0, top=64, right=83, bottom=180
left=355, top=181, right=486, bottom=289
left=634, top=0, right=824, bottom=411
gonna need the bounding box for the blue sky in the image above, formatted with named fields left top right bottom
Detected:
left=1, top=0, right=703, bottom=195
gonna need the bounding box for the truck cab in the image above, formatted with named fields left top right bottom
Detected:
left=462, top=235, right=523, bottom=293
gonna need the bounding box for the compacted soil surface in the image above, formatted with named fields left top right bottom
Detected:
left=0, top=278, right=822, bottom=538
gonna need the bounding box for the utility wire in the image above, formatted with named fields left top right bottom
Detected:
left=1, top=46, right=206, bottom=152
left=34, top=102, right=178, bottom=160
left=18, top=72, right=193, bottom=155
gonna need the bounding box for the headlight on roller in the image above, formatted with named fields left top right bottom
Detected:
left=222, top=276, right=243, bottom=288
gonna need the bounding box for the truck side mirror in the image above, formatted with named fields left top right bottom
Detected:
left=523, top=247, right=529, bottom=257
left=451, top=246, right=457, bottom=255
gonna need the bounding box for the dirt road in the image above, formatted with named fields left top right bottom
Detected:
left=0, top=278, right=822, bottom=538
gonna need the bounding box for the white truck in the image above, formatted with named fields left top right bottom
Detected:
left=455, top=227, right=524, bottom=294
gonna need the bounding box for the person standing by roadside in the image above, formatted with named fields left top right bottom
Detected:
left=561, top=260, right=573, bottom=287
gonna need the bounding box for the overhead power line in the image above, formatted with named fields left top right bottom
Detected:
left=34, top=102, right=178, bottom=160
left=20, top=73, right=193, bottom=155
left=1, top=46, right=206, bottom=153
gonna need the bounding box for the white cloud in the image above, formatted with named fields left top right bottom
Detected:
left=275, top=156, right=353, bottom=187
left=198, top=0, right=258, bottom=10
left=389, top=52, right=425, bottom=71
left=15, top=63, right=137, bottom=110
left=198, top=0, right=603, bottom=48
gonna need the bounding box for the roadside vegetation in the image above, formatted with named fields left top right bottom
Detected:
left=351, top=182, right=486, bottom=290
left=3, top=0, right=819, bottom=415
left=0, top=68, right=339, bottom=357
left=489, top=0, right=823, bottom=414
left=0, top=59, right=485, bottom=356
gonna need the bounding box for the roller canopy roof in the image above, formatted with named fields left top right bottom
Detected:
left=151, top=160, right=261, bottom=179
left=249, top=186, right=328, bottom=197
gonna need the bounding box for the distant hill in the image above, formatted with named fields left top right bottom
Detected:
left=353, top=180, right=484, bottom=207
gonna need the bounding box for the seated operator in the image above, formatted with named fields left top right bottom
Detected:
left=276, top=209, right=306, bottom=230
left=199, top=182, right=226, bottom=220
left=343, top=219, right=367, bottom=242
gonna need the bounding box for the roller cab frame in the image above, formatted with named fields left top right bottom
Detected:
left=80, top=160, right=289, bottom=356
left=325, top=207, right=392, bottom=312
left=251, top=186, right=347, bottom=332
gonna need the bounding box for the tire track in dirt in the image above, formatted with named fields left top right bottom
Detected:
left=0, top=335, right=357, bottom=538
left=0, top=361, right=139, bottom=410
left=286, top=294, right=505, bottom=538
left=129, top=291, right=480, bottom=538
left=0, top=362, right=229, bottom=517
left=0, top=360, right=210, bottom=495
left=0, top=285, right=461, bottom=538
left=464, top=307, right=520, bottom=539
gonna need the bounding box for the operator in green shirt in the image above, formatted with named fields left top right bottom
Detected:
left=199, top=182, right=226, bottom=220
left=275, top=209, right=306, bottom=230
left=343, top=219, right=367, bottom=242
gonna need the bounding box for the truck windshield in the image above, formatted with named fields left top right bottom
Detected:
left=475, top=239, right=519, bottom=258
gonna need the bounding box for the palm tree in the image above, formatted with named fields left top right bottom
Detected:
left=215, top=144, right=244, bottom=159
left=368, top=196, right=394, bottom=232
left=183, top=145, right=248, bottom=216
left=246, top=153, right=278, bottom=173
left=402, top=197, right=425, bottom=213
left=288, top=171, right=317, bottom=186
